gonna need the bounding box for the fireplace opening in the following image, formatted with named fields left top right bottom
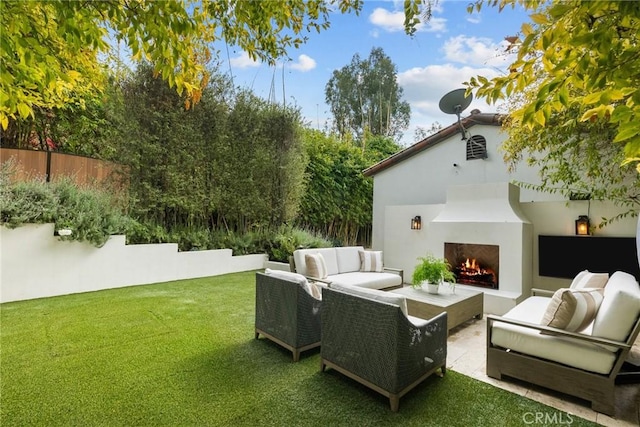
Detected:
left=444, top=243, right=499, bottom=289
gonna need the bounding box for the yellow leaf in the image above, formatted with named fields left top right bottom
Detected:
left=529, top=13, right=549, bottom=25
left=0, top=114, right=8, bottom=130
left=522, top=23, right=534, bottom=36
left=17, top=102, right=31, bottom=119
left=67, top=70, right=81, bottom=81
left=580, top=108, right=598, bottom=122
left=583, top=92, right=602, bottom=105
left=534, top=109, right=546, bottom=126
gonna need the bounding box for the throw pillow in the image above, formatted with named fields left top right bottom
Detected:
left=305, top=253, right=328, bottom=279
left=541, top=288, right=604, bottom=332
left=307, top=282, right=322, bottom=300
left=569, top=270, right=609, bottom=289
left=359, top=250, right=384, bottom=272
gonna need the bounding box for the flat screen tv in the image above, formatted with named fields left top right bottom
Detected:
left=538, top=235, right=639, bottom=281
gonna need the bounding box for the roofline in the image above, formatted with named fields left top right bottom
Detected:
left=363, top=113, right=504, bottom=177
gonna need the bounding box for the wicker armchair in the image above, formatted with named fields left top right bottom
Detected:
left=320, top=287, right=447, bottom=411
left=255, top=272, right=322, bottom=362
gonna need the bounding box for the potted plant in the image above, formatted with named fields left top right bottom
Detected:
left=411, top=254, right=456, bottom=294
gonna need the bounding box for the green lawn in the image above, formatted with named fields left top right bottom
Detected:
left=0, top=271, right=596, bottom=426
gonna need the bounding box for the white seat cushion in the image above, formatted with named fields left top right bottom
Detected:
left=491, top=296, right=617, bottom=374
left=335, top=246, right=364, bottom=273
left=331, top=282, right=408, bottom=317
left=592, top=271, right=640, bottom=345
left=293, top=248, right=339, bottom=276
left=327, top=272, right=401, bottom=290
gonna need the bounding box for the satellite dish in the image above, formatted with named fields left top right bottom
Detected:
left=438, top=89, right=474, bottom=140
left=439, top=89, right=473, bottom=115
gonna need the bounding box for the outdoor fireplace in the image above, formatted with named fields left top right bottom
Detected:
left=422, top=183, right=533, bottom=314
left=444, top=242, right=499, bottom=289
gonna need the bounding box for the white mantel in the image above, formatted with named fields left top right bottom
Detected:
left=425, top=183, right=533, bottom=314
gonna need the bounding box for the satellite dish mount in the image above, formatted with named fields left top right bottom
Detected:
left=438, top=88, right=473, bottom=140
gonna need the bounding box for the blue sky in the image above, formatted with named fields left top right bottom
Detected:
left=217, top=0, right=531, bottom=146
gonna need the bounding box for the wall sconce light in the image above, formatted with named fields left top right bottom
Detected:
left=411, top=216, right=422, bottom=230
left=575, top=215, right=590, bottom=236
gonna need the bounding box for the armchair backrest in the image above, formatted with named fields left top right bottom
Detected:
left=321, top=287, right=447, bottom=393
left=321, top=287, right=403, bottom=389
left=255, top=272, right=322, bottom=348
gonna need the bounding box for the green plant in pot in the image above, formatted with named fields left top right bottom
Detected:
left=412, top=254, right=456, bottom=294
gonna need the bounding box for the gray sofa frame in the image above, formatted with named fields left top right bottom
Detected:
left=255, top=272, right=321, bottom=362
left=486, top=313, right=640, bottom=416
left=320, top=287, right=447, bottom=411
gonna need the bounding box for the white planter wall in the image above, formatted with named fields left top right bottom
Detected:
left=0, top=224, right=267, bottom=303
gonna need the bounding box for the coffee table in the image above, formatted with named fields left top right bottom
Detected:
left=390, top=286, right=483, bottom=331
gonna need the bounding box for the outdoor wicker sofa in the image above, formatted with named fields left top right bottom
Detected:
left=291, top=246, right=403, bottom=290
left=320, top=284, right=447, bottom=411
left=486, top=270, right=640, bottom=416
left=255, top=271, right=323, bottom=362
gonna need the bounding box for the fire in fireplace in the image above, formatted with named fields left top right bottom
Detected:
left=454, top=258, right=497, bottom=288
left=444, top=243, right=499, bottom=289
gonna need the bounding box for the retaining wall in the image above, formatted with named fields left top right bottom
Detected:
left=0, top=224, right=267, bottom=303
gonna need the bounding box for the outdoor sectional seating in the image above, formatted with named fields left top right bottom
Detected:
left=254, top=271, right=324, bottom=362
left=291, top=246, right=403, bottom=289
left=320, top=284, right=447, bottom=411
left=486, top=270, right=640, bottom=416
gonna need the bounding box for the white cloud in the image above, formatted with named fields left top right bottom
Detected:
left=369, top=8, right=406, bottom=32
left=397, top=63, right=506, bottom=145
left=466, top=13, right=482, bottom=24
left=369, top=7, right=447, bottom=33
left=229, top=52, right=260, bottom=69
left=422, top=17, right=447, bottom=33
left=289, top=54, right=317, bottom=72
left=442, top=35, right=513, bottom=68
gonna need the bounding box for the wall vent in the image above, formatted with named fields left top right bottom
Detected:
left=466, top=135, right=487, bottom=160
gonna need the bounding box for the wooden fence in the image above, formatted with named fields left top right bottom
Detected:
left=0, top=148, right=124, bottom=187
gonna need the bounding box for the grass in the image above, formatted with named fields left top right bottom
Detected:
left=0, top=271, right=597, bottom=427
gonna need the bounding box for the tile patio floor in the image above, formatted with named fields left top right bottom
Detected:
left=447, top=318, right=640, bottom=427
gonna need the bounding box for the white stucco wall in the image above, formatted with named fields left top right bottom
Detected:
left=382, top=200, right=636, bottom=295
left=371, top=124, right=563, bottom=250
left=522, top=200, right=636, bottom=291
left=0, top=224, right=267, bottom=303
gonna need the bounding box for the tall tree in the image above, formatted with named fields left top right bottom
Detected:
left=115, top=64, right=307, bottom=233
left=297, top=129, right=373, bottom=245
left=325, top=47, right=411, bottom=144
left=466, top=0, right=640, bottom=172
left=1, top=0, right=432, bottom=132
left=466, top=0, right=640, bottom=223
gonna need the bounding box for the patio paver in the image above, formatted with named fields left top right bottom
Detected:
left=447, top=318, right=640, bottom=427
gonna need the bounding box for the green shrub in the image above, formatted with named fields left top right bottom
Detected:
left=0, top=163, right=131, bottom=247
left=125, top=222, right=331, bottom=261
left=265, top=225, right=332, bottom=262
